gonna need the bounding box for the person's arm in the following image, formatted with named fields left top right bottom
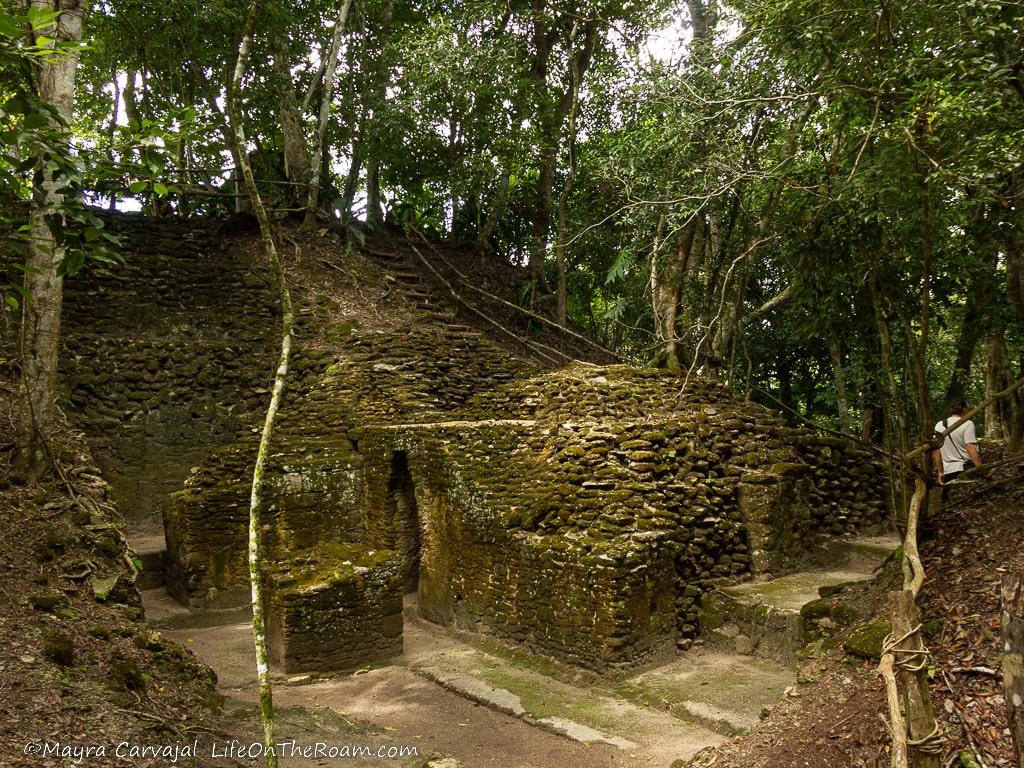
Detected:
left=966, top=442, right=982, bottom=467
left=933, top=447, right=944, bottom=484
left=964, top=420, right=981, bottom=467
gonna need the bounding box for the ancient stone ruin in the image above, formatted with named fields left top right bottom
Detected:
left=60, top=214, right=889, bottom=675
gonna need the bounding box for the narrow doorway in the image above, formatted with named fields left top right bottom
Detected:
left=387, top=451, right=420, bottom=594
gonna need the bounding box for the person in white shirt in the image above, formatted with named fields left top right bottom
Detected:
left=932, top=398, right=982, bottom=502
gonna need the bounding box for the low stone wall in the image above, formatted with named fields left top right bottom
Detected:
left=267, top=544, right=403, bottom=673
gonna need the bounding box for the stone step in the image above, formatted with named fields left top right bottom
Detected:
left=141, top=587, right=253, bottom=630
left=805, top=533, right=901, bottom=573
left=135, top=548, right=167, bottom=590
left=615, top=650, right=795, bottom=735
left=698, top=534, right=900, bottom=665
left=126, top=526, right=169, bottom=590
left=700, top=569, right=875, bottom=665
left=409, top=642, right=723, bottom=759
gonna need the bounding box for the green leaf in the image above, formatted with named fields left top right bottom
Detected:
left=0, top=13, right=22, bottom=38
left=128, top=180, right=148, bottom=193
left=62, top=250, right=86, bottom=276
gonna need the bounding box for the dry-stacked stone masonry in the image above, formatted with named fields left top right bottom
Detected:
left=55, top=214, right=888, bottom=674
left=171, top=355, right=887, bottom=671
left=60, top=214, right=278, bottom=524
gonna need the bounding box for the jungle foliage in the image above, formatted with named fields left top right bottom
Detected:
left=3, top=0, right=1023, bottom=459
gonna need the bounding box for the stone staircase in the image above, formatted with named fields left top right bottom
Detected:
left=700, top=535, right=899, bottom=665
left=363, top=244, right=475, bottom=334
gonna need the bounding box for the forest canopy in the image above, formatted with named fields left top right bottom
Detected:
left=2, top=0, right=1023, bottom=460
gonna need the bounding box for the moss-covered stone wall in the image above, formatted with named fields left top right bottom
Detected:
left=267, top=543, right=403, bottom=673
left=340, top=365, right=888, bottom=668
left=60, top=213, right=277, bottom=523
left=57, top=215, right=888, bottom=673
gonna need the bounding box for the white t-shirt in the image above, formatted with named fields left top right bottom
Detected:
left=934, top=416, right=977, bottom=475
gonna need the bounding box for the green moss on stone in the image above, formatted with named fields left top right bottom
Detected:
left=843, top=619, right=891, bottom=659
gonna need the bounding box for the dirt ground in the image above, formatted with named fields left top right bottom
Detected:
left=686, top=459, right=1024, bottom=768
left=159, top=594, right=720, bottom=768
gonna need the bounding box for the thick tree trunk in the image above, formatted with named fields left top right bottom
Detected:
left=341, top=140, right=362, bottom=220
left=17, top=0, right=87, bottom=472
left=651, top=218, right=699, bottom=372
left=987, top=324, right=1018, bottom=439
left=1003, top=572, right=1024, bottom=767
left=272, top=50, right=311, bottom=199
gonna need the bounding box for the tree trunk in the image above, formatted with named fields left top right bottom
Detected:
left=272, top=49, right=311, bottom=200
left=828, top=329, right=850, bottom=432
left=365, top=157, right=382, bottom=227
left=228, top=2, right=294, bottom=764
left=890, top=589, right=941, bottom=768
left=17, top=0, right=88, bottom=472
left=527, top=16, right=597, bottom=285
left=554, top=30, right=582, bottom=327
left=651, top=217, right=699, bottom=372
left=1003, top=572, right=1024, bottom=767
left=363, top=0, right=393, bottom=229
left=987, top=323, right=1018, bottom=439
left=303, top=0, right=354, bottom=228
left=341, top=140, right=362, bottom=220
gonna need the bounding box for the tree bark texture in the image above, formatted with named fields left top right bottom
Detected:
left=986, top=323, right=1020, bottom=440
left=363, top=0, right=393, bottom=228
left=17, top=0, right=88, bottom=471
left=272, top=48, right=311, bottom=195
left=890, top=588, right=941, bottom=768
left=1004, top=572, right=1024, bottom=767
left=527, top=11, right=597, bottom=282
left=828, top=329, right=850, bottom=433
left=651, top=218, right=700, bottom=372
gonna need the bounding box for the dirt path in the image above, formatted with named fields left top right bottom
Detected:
left=154, top=594, right=718, bottom=768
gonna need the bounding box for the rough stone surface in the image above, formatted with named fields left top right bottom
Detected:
left=59, top=215, right=892, bottom=673
left=267, top=543, right=404, bottom=673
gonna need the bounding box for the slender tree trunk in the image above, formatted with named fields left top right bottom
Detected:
left=553, top=38, right=581, bottom=327
left=986, top=323, right=1018, bottom=439
left=363, top=0, right=393, bottom=229
left=1003, top=572, right=1024, bottom=767
left=122, top=68, right=139, bottom=126
left=527, top=17, right=596, bottom=285
left=228, top=3, right=295, bottom=765
left=478, top=169, right=510, bottom=251
left=828, top=329, right=850, bottom=432
left=303, top=0, right=354, bottom=229
left=17, top=0, right=88, bottom=472
left=106, top=64, right=120, bottom=210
